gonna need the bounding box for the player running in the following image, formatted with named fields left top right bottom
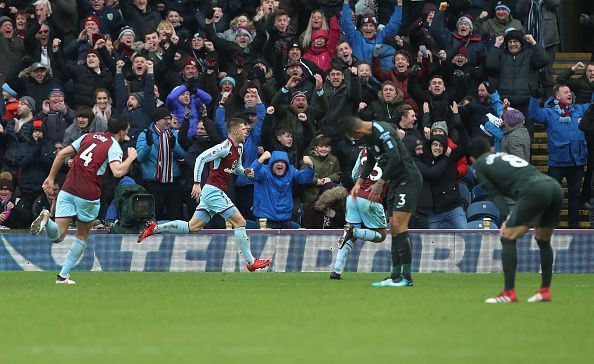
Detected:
left=331, top=147, right=388, bottom=280
left=30, top=116, right=138, bottom=284
left=137, top=117, right=272, bottom=272
left=469, top=138, right=562, bottom=303
left=343, top=116, right=423, bottom=287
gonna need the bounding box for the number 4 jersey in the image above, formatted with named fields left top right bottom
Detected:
left=62, top=133, right=123, bottom=200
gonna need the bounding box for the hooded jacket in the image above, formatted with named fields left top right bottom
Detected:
left=251, top=151, right=314, bottom=222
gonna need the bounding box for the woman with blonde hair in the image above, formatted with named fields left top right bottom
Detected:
left=300, top=10, right=328, bottom=50
left=157, top=20, right=177, bottom=42
left=219, top=14, right=255, bottom=42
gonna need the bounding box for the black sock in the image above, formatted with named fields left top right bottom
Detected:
left=390, top=235, right=402, bottom=279
left=501, top=237, right=517, bottom=291
left=397, top=232, right=412, bottom=281
left=536, top=239, right=553, bottom=288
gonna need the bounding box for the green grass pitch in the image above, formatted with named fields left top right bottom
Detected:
left=1, top=272, right=592, bottom=364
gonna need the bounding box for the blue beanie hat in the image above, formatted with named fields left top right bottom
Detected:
left=219, top=76, right=236, bottom=87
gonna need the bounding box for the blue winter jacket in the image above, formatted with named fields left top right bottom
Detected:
left=340, top=2, right=402, bottom=64
left=251, top=151, right=314, bottom=222
left=215, top=103, right=265, bottom=186
left=166, top=84, right=212, bottom=139
left=529, top=96, right=593, bottom=167
left=136, top=123, right=186, bottom=181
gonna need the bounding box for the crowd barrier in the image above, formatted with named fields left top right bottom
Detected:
left=1, top=230, right=592, bottom=273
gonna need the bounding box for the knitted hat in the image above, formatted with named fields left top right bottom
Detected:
left=360, top=14, right=378, bottom=26
left=495, top=1, right=512, bottom=13
left=219, top=76, right=236, bottom=87
left=504, top=28, right=525, bottom=45
left=290, top=91, right=307, bottom=104
left=48, top=87, right=64, bottom=98
left=152, top=106, right=172, bottom=123
left=130, top=91, right=144, bottom=105
left=86, top=48, right=101, bottom=60
left=235, top=26, right=253, bottom=42
left=183, top=56, right=198, bottom=68
left=83, top=16, right=100, bottom=27
left=0, top=16, right=12, bottom=27
left=457, top=16, right=474, bottom=31
left=2, top=83, right=17, bottom=97
left=430, top=121, right=449, bottom=135
left=503, top=108, right=525, bottom=127
left=311, top=29, right=328, bottom=41
left=118, top=26, right=135, bottom=40
left=19, top=96, right=36, bottom=113
left=455, top=47, right=468, bottom=58
left=242, top=106, right=257, bottom=116
left=32, top=119, right=44, bottom=131
left=430, top=134, right=448, bottom=149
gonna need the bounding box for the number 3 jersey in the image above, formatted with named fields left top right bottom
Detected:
left=352, top=148, right=389, bottom=203
left=62, top=133, right=123, bottom=200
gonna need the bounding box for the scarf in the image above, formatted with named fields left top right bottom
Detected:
left=553, top=100, right=572, bottom=123
left=152, top=123, right=174, bottom=183
left=92, top=104, right=111, bottom=121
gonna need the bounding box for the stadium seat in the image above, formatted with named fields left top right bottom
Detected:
left=466, top=201, right=500, bottom=222
left=460, top=165, right=476, bottom=189
left=466, top=219, right=499, bottom=229
left=471, top=185, right=489, bottom=202
left=458, top=183, right=470, bottom=209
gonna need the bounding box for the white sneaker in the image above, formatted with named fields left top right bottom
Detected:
left=55, top=275, right=76, bottom=285
left=30, top=209, right=50, bottom=236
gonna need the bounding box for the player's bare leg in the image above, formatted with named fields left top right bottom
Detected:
left=226, top=209, right=271, bottom=271
left=527, top=227, right=555, bottom=302
left=138, top=210, right=210, bottom=243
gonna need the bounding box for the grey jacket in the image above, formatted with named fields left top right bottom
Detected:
left=517, top=0, right=560, bottom=48
left=502, top=124, right=531, bottom=162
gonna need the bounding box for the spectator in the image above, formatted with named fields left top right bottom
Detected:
left=437, top=47, right=485, bottom=103
left=2, top=83, right=19, bottom=122
left=407, top=3, right=438, bottom=55
left=3, top=96, right=36, bottom=174
left=331, top=40, right=363, bottom=74
left=120, top=0, right=162, bottom=41
left=396, top=104, right=423, bottom=147
left=301, top=185, right=348, bottom=229
left=35, top=87, right=75, bottom=145
left=556, top=62, right=594, bottom=104
left=0, top=15, right=25, bottom=85
left=6, top=62, right=62, bottom=114
left=485, top=29, right=549, bottom=136
left=0, top=170, right=15, bottom=229
left=360, top=80, right=406, bottom=125
left=529, top=85, right=591, bottom=228
left=356, top=62, right=381, bottom=105
left=92, top=88, right=113, bottom=123
left=263, top=9, right=296, bottom=66
left=459, top=81, right=503, bottom=138
left=79, top=0, right=125, bottom=40
left=114, top=59, right=156, bottom=140
left=219, top=14, right=255, bottom=43
left=475, top=1, right=525, bottom=39
left=63, top=106, right=108, bottom=146
left=136, top=107, right=186, bottom=220
left=302, top=16, right=340, bottom=73
left=165, top=82, right=212, bottom=140
left=62, top=15, right=103, bottom=61
left=13, top=11, right=29, bottom=40
left=299, top=9, right=329, bottom=50
left=251, top=150, right=315, bottom=229
left=501, top=107, right=531, bottom=162
left=302, top=135, right=342, bottom=207
left=339, top=0, right=403, bottom=64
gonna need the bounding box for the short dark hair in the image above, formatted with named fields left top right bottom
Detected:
left=342, top=115, right=364, bottom=136
left=107, top=115, right=130, bottom=134
left=275, top=9, right=289, bottom=18
left=554, top=84, right=571, bottom=96
left=468, top=137, right=492, bottom=159
left=394, top=50, right=412, bottom=64
left=275, top=128, right=293, bottom=138
left=75, top=106, right=95, bottom=120
left=226, top=117, right=245, bottom=132
left=429, top=74, right=445, bottom=84
left=396, top=104, right=414, bottom=122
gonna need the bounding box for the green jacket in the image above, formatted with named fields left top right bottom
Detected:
left=301, top=150, right=341, bottom=206
left=475, top=16, right=524, bottom=38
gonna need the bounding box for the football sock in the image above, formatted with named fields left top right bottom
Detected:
left=234, top=227, right=255, bottom=264
left=536, top=239, right=553, bottom=288
left=501, top=237, right=517, bottom=291
left=390, top=234, right=402, bottom=279
left=397, top=232, right=413, bottom=280
left=59, top=238, right=85, bottom=278
left=353, top=228, right=381, bottom=242
left=334, top=240, right=354, bottom=274
left=45, top=218, right=60, bottom=241
left=154, top=220, right=190, bottom=234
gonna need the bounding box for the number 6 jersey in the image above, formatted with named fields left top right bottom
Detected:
left=61, top=133, right=123, bottom=200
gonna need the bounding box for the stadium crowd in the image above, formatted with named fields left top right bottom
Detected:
left=1, top=0, right=594, bottom=231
